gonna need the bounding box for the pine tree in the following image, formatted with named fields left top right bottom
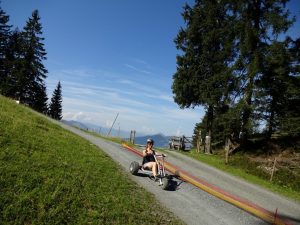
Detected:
left=172, top=0, right=235, bottom=149
left=278, top=38, right=300, bottom=136
left=49, top=81, right=62, bottom=120
left=0, top=5, right=12, bottom=93
left=1, top=29, right=25, bottom=98
left=255, top=40, right=291, bottom=138
left=174, top=0, right=299, bottom=149
left=20, top=10, right=48, bottom=108
left=232, top=0, right=295, bottom=138
left=32, top=81, right=48, bottom=114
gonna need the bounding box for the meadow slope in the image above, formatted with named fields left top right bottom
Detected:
left=0, top=96, right=183, bottom=225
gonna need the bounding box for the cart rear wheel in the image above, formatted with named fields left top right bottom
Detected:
left=161, top=178, right=170, bottom=190
left=129, top=161, right=140, bottom=175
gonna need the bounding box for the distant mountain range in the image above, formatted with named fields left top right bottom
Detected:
left=61, top=120, right=171, bottom=147
left=62, top=120, right=130, bottom=138
left=62, top=120, right=89, bottom=130
left=134, top=133, right=171, bottom=148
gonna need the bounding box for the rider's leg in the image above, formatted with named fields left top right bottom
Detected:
left=151, top=162, right=157, bottom=177
left=143, top=162, right=158, bottom=177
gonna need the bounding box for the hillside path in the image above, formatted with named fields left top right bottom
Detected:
left=56, top=121, right=300, bottom=225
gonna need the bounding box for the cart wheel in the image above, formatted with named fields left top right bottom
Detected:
left=129, top=161, right=140, bottom=175
left=161, top=178, right=170, bottom=190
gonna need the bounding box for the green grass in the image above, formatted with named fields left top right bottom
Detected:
left=0, top=96, right=184, bottom=225
left=178, top=149, right=300, bottom=202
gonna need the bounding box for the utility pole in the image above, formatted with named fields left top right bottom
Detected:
left=129, top=130, right=136, bottom=144
left=129, top=130, right=132, bottom=143
left=132, top=130, right=136, bottom=144
left=107, top=113, right=119, bottom=137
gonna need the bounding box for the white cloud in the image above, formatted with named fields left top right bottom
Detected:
left=116, top=79, right=173, bottom=103
left=63, top=111, right=92, bottom=121
left=132, top=58, right=148, bottom=66
left=61, top=69, right=98, bottom=78
left=105, top=120, right=113, bottom=127
left=118, top=79, right=135, bottom=85
left=144, top=93, right=173, bottom=102
left=176, top=128, right=182, bottom=136
left=124, top=64, right=151, bottom=75
left=61, top=94, right=204, bottom=136
left=47, top=67, right=205, bottom=136
left=60, top=82, right=152, bottom=109
left=140, top=125, right=156, bottom=134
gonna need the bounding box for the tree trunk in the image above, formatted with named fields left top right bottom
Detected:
left=241, top=0, right=261, bottom=141
left=267, top=109, right=275, bottom=140
left=241, top=78, right=253, bottom=143
left=267, top=96, right=277, bottom=140
left=205, top=105, right=213, bottom=154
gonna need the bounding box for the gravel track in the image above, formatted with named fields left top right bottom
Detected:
left=57, top=122, right=300, bottom=225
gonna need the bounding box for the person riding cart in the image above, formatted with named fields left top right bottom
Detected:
left=142, top=138, right=160, bottom=180
left=129, top=138, right=170, bottom=190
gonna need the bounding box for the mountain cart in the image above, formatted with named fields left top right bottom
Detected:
left=129, top=154, right=170, bottom=190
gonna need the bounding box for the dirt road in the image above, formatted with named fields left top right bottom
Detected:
left=58, top=122, right=300, bottom=225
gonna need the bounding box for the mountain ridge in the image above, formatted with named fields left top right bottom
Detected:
left=61, top=120, right=171, bottom=147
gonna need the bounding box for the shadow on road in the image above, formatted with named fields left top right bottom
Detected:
left=134, top=172, right=150, bottom=178
left=133, top=173, right=185, bottom=192
left=165, top=175, right=185, bottom=191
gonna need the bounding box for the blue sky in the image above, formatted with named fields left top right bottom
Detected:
left=2, top=0, right=300, bottom=137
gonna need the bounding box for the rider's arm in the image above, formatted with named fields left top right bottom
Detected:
left=142, top=149, right=148, bottom=157
left=154, top=151, right=167, bottom=157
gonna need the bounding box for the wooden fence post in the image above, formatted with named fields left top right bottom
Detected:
left=132, top=130, right=136, bottom=144
left=205, top=135, right=211, bottom=154
left=270, top=157, right=277, bottom=182
left=224, top=137, right=230, bottom=164
left=196, top=130, right=201, bottom=153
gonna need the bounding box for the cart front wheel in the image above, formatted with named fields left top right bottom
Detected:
left=129, top=161, right=140, bottom=175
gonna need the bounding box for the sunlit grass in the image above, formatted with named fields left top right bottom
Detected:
left=0, top=96, right=184, bottom=224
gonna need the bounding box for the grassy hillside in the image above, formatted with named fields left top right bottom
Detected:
left=0, top=96, right=183, bottom=225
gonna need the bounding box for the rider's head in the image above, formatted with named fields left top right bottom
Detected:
left=146, top=138, right=154, bottom=146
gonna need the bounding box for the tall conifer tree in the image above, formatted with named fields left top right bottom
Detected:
left=174, top=0, right=298, bottom=146
left=32, top=81, right=48, bottom=114
left=20, top=10, right=48, bottom=109
left=1, top=29, right=25, bottom=98
left=278, top=38, right=300, bottom=136
left=232, top=0, right=295, bottom=138
left=172, top=0, right=235, bottom=149
left=256, top=40, right=292, bottom=138
left=49, top=81, right=62, bottom=120
left=0, top=5, right=12, bottom=93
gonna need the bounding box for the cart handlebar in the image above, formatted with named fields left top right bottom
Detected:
left=155, top=154, right=167, bottom=158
